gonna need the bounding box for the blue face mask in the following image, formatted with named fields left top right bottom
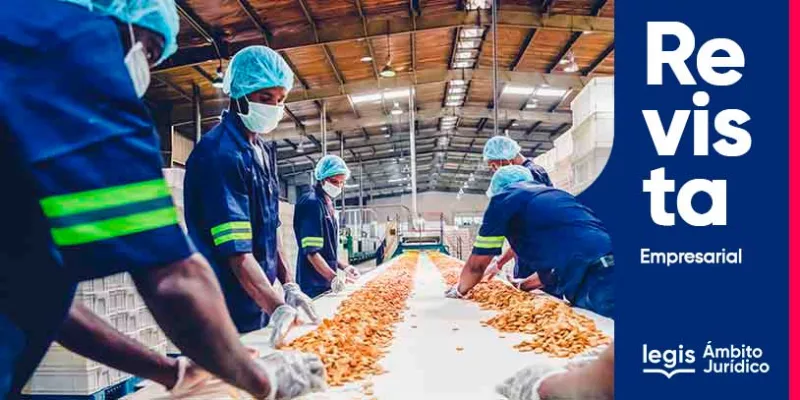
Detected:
left=237, top=97, right=284, bottom=134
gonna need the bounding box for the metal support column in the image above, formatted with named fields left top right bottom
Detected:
left=491, top=0, right=499, bottom=136
left=340, top=134, right=346, bottom=222
left=192, top=84, right=202, bottom=143
left=409, top=88, right=418, bottom=229
left=359, top=161, right=364, bottom=252
left=321, top=101, right=328, bottom=155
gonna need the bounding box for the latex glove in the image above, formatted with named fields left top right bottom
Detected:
left=496, top=364, right=567, bottom=400
left=266, top=305, right=298, bottom=348
left=444, top=283, right=465, bottom=299
left=169, top=356, right=212, bottom=396
left=483, top=257, right=500, bottom=281
left=343, top=265, right=361, bottom=282
left=255, top=350, right=327, bottom=400
left=330, top=274, right=346, bottom=294
left=284, top=283, right=321, bottom=324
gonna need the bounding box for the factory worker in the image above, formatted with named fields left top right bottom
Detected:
left=445, top=166, right=614, bottom=318
left=294, top=155, right=362, bottom=298
left=481, top=136, right=554, bottom=281
left=184, top=45, right=320, bottom=347
left=497, top=343, right=615, bottom=400
left=0, top=1, right=324, bottom=399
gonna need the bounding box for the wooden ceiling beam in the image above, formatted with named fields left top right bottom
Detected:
left=354, top=0, right=380, bottom=80
left=583, top=43, right=614, bottom=76
left=546, top=0, right=609, bottom=73
left=153, top=10, right=613, bottom=73
left=510, top=29, right=539, bottom=71
left=152, top=75, right=192, bottom=101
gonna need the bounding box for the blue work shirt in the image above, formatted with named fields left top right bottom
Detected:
left=522, top=158, right=554, bottom=188
left=294, top=184, right=340, bottom=298
left=0, top=0, right=194, bottom=395
left=184, top=111, right=282, bottom=334
left=473, top=182, right=612, bottom=303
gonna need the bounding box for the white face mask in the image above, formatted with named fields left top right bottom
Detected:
left=124, top=25, right=151, bottom=98
left=322, top=181, right=342, bottom=198
left=238, top=97, right=285, bottom=134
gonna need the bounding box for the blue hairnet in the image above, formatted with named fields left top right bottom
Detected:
left=487, top=165, right=533, bottom=198
left=223, top=46, right=295, bottom=99
left=65, top=0, right=180, bottom=64
left=483, top=136, right=522, bottom=161
left=315, top=155, right=351, bottom=181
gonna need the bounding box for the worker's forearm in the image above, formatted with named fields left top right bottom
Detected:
left=307, top=253, right=336, bottom=281
left=57, top=304, right=178, bottom=389
left=457, top=254, right=493, bottom=294
left=519, top=273, right=543, bottom=292
left=228, top=253, right=285, bottom=315
left=132, top=254, right=271, bottom=399
left=276, top=237, right=294, bottom=284
left=498, top=248, right=516, bottom=268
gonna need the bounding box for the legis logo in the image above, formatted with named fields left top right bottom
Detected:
left=642, top=344, right=696, bottom=379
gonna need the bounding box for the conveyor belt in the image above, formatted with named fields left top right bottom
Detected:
left=124, top=254, right=613, bottom=399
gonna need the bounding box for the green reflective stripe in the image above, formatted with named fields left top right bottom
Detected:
left=50, top=207, right=178, bottom=246
left=210, top=221, right=251, bottom=236
left=474, top=235, right=505, bottom=249
left=301, top=237, right=324, bottom=248
left=214, top=232, right=253, bottom=246
left=41, top=179, right=170, bottom=218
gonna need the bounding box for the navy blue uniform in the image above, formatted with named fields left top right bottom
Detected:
left=0, top=0, right=194, bottom=395
left=184, top=112, right=282, bottom=334
left=522, top=159, right=553, bottom=188
left=474, top=182, right=614, bottom=317
left=294, top=185, right=339, bottom=298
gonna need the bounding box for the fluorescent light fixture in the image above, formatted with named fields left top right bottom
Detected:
left=450, top=79, right=466, bottom=86
left=445, top=101, right=461, bottom=106
left=455, top=51, right=476, bottom=59
left=345, top=184, right=359, bottom=189
left=350, top=93, right=383, bottom=103
left=378, top=149, right=394, bottom=154
left=447, top=95, right=463, bottom=101
left=380, top=126, right=388, bottom=131
left=442, top=116, right=458, bottom=121
left=388, top=178, right=406, bottom=183
left=503, top=85, right=535, bottom=95
left=350, top=88, right=409, bottom=104
left=461, top=28, right=484, bottom=38
left=525, top=102, right=538, bottom=109
left=535, top=87, right=568, bottom=97
left=449, top=87, right=466, bottom=94
left=458, top=40, right=480, bottom=49
left=452, top=61, right=473, bottom=69
left=360, top=56, right=373, bottom=62
left=384, top=134, right=391, bottom=138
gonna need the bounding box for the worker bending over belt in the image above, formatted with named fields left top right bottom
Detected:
left=446, top=166, right=614, bottom=318
left=481, top=136, right=556, bottom=288
left=184, top=46, right=319, bottom=347
left=0, top=2, right=324, bottom=399
left=294, top=156, right=361, bottom=298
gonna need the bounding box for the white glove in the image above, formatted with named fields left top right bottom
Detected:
left=255, top=350, right=327, bottom=400
left=496, top=364, right=567, bottom=400
left=284, top=283, right=321, bottom=324
left=483, top=257, right=500, bottom=280
left=168, top=356, right=211, bottom=396
left=330, top=274, right=346, bottom=294
left=444, top=283, right=465, bottom=299
left=343, top=265, right=361, bottom=281
left=266, top=305, right=298, bottom=348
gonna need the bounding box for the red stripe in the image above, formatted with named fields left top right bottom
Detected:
left=790, top=0, right=799, bottom=397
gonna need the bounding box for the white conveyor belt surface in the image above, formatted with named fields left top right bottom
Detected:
left=125, top=253, right=613, bottom=399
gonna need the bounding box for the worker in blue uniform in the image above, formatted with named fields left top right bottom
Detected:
left=294, top=156, right=361, bottom=298
left=0, top=2, right=325, bottom=398
left=184, top=46, right=319, bottom=348
left=446, top=166, right=614, bottom=318
left=481, top=136, right=556, bottom=289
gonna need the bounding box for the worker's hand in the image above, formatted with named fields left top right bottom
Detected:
left=483, top=257, right=500, bottom=281
left=444, top=283, right=465, bottom=299
left=508, top=277, right=526, bottom=291
left=255, top=350, right=327, bottom=400
left=169, top=356, right=212, bottom=396
left=496, top=364, right=567, bottom=400
left=283, top=283, right=321, bottom=325
left=330, top=275, right=346, bottom=294
left=266, top=305, right=298, bottom=348
left=343, top=265, right=361, bottom=282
